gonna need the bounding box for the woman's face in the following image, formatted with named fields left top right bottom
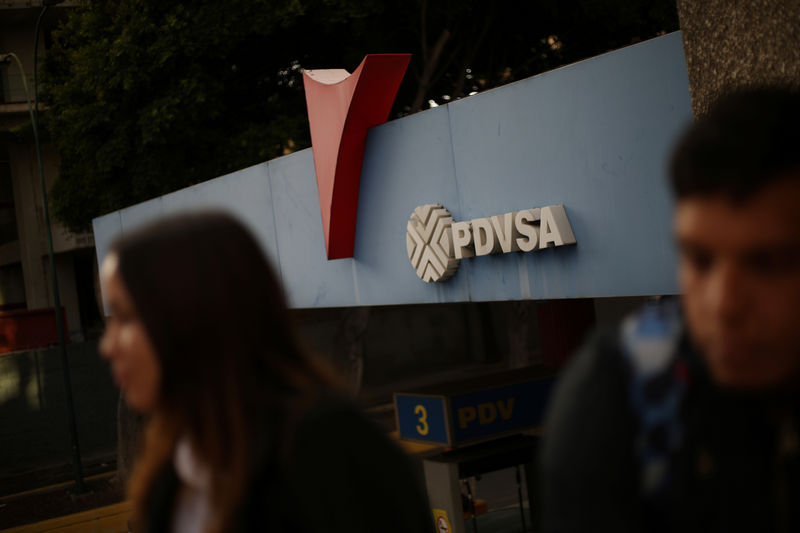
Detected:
left=99, top=254, right=162, bottom=413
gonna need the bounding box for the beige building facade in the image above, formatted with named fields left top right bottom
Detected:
left=1, top=1, right=98, bottom=343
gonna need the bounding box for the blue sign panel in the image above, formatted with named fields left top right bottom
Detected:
left=94, top=32, right=691, bottom=308
left=449, top=378, right=555, bottom=443
left=395, top=394, right=449, bottom=444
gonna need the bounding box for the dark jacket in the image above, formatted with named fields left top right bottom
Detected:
left=541, top=304, right=800, bottom=533
left=143, top=397, right=432, bottom=533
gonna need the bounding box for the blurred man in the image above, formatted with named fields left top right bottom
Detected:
left=541, top=87, right=800, bottom=533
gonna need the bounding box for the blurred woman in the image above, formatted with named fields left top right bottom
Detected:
left=99, top=211, right=430, bottom=533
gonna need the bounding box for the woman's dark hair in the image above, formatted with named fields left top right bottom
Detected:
left=111, top=211, right=336, bottom=533
left=670, top=86, right=800, bottom=202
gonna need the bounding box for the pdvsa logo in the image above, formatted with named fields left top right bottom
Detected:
left=406, top=204, right=576, bottom=282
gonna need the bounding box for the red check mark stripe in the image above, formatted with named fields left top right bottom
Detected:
left=303, top=54, right=411, bottom=259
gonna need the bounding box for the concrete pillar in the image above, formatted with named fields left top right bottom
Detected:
left=422, top=459, right=464, bottom=533
left=676, top=0, right=800, bottom=117
left=8, top=142, right=49, bottom=309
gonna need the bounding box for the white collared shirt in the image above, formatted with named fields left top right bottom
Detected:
left=170, top=436, right=213, bottom=533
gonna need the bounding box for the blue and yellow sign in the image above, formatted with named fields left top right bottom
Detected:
left=449, top=379, right=554, bottom=442
left=395, top=371, right=556, bottom=447
left=395, top=394, right=449, bottom=443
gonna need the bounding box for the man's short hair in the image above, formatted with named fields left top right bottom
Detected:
left=669, top=86, right=800, bottom=201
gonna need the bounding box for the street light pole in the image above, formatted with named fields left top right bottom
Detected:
left=32, top=2, right=85, bottom=494
left=0, top=0, right=85, bottom=494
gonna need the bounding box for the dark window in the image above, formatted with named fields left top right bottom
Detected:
left=0, top=145, right=19, bottom=246
left=0, top=262, right=26, bottom=311
left=73, top=249, right=103, bottom=340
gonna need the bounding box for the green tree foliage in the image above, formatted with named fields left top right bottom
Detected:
left=42, top=0, right=678, bottom=232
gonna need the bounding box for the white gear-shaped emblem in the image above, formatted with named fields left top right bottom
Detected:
left=406, top=204, right=460, bottom=282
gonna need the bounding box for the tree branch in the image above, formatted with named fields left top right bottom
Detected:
left=410, top=27, right=450, bottom=113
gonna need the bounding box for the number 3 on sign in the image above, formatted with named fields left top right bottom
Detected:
left=414, top=404, right=429, bottom=435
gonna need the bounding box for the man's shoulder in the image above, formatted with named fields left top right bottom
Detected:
left=543, top=298, right=689, bottom=470
left=558, top=298, right=684, bottom=381
left=540, top=299, right=689, bottom=532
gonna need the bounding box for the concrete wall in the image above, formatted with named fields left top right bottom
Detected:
left=295, top=301, right=513, bottom=402
left=677, top=0, right=800, bottom=117
left=7, top=142, right=48, bottom=309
